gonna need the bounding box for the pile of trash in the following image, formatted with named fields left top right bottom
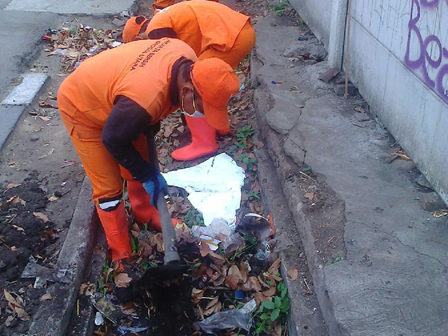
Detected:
left=43, top=22, right=123, bottom=73
left=91, top=155, right=290, bottom=336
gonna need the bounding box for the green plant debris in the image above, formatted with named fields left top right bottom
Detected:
left=236, top=125, right=256, bottom=142
left=184, top=209, right=205, bottom=228
left=253, top=281, right=290, bottom=334
left=327, top=256, right=342, bottom=265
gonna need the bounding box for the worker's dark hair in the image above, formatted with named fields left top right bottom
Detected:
left=179, top=59, right=194, bottom=83
left=140, top=20, right=149, bottom=34
left=135, top=16, right=146, bottom=25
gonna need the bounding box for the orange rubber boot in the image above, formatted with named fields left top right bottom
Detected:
left=96, top=202, right=131, bottom=262
left=172, top=116, right=218, bottom=161
left=127, top=180, right=162, bottom=232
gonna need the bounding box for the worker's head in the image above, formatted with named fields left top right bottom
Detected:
left=122, top=16, right=149, bottom=43
left=178, top=58, right=240, bottom=132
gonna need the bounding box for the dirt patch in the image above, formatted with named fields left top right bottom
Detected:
left=0, top=180, right=59, bottom=334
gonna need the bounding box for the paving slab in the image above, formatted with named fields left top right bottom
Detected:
left=5, top=0, right=136, bottom=15
left=252, top=14, right=448, bottom=336
left=0, top=73, right=49, bottom=149
left=1, top=73, right=49, bottom=105
left=0, top=105, right=27, bottom=149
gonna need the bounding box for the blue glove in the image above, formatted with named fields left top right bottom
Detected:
left=142, top=171, right=169, bottom=207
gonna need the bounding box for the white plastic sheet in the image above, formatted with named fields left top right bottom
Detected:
left=162, top=154, right=245, bottom=226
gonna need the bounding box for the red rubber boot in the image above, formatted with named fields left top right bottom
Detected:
left=96, top=202, right=131, bottom=262
left=127, top=180, right=162, bottom=232
left=172, top=116, right=218, bottom=161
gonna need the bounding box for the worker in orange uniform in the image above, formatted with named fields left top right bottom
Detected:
left=122, top=0, right=221, bottom=42
left=123, top=1, right=255, bottom=161
left=57, top=38, right=240, bottom=263
left=152, top=0, right=219, bottom=14
left=122, top=16, right=150, bottom=43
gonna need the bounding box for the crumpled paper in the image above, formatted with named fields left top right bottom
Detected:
left=163, top=154, right=245, bottom=226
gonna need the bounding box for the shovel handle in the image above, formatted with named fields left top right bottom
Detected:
left=146, top=128, right=181, bottom=265
left=156, top=193, right=181, bottom=264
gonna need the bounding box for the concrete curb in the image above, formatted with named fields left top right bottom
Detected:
left=29, top=177, right=99, bottom=336
left=252, top=70, right=347, bottom=336
left=254, top=134, right=329, bottom=336
left=250, top=26, right=347, bottom=333
left=0, top=73, right=49, bottom=150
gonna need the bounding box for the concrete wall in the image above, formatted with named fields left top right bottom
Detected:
left=349, top=0, right=448, bottom=201
left=290, top=0, right=448, bottom=202
left=288, top=0, right=333, bottom=49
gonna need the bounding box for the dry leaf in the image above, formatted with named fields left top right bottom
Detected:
left=354, top=106, right=365, bottom=113
left=304, top=192, right=314, bottom=201
left=192, top=288, right=204, bottom=304
left=204, top=299, right=222, bottom=316
left=114, top=273, right=132, bottom=288
left=33, top=212, right=49, bottom=222
left=255, top=141, right=265, bottom=149
left=270, top=273, right=283, bottom=282
left=262, top=287, right=276, bottom=297
left=40, top=293, right=52, bottom=302
left=272, top=320, right=282, bottom=336
left=199, top=241, right=212, bottom=257
left=39, top=116, right=52, bottom=121
left=268, top=258, right=281, bottom=275
left=213, top=301, right=222, bottom=313
left=120, top=302, right=138, bottom=316
left=4, top=289, right=20, bottom=307
left=254, top=292, right=270, bottom=305
left=264, top=273, right=277, bottom=287
left=225, top=265, right=243, bottom=289
left=193, top=262, right=208, bottom=277
left=225, top=274, right=240, bottom=290
left=9, top=196, right=26, bottom=206
left=205, top=297, right=219, bottom=310
left=150, top=233, right=164, bottom=252
left=79, top=282, right=96, bottom=296
left=4, top=290, right=29, bottom=321
left=7, top=183, right=21, bottom=190
left=139, top=241, right=153, bottom=257
left=48, top=195, right=59, bottom=202
left=239, top=262, right=249, bottom=283
left=287, top=266, right=299, bottom=281
left=258, top=275, right=270, bottom=289
left=200, top=243, right=226, bottom=265
left=249, top=276, right=262, bottom=291
left=12, top=225, right=25, bottom=233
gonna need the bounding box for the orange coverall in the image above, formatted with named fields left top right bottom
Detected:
left=152, top=0, right=219, bottom=11
left=58, top=39, right=196, bottom=202
left=146, top=1, right=256, bottom=69
left=58, top=39, right=197, bottom=261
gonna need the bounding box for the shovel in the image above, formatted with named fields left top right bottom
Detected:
left=116, top=128, right=188, bottom=302
left=136, top=129, right=189, bottom=285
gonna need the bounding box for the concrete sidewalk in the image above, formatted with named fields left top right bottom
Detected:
left=252, top=14, right=448, bottom=336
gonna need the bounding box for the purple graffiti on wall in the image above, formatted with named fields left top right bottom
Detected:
left=404, top=0, right=448, bottom=103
